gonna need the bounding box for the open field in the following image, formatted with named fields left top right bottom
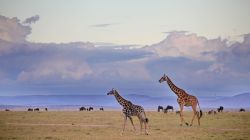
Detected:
left=0, top=111, right=250, bottom=140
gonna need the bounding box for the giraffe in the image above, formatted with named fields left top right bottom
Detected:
left=159, top=74, right=202, bottom=126
left=107, top=88, right=149, bottom=135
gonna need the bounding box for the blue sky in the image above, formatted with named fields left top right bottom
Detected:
left=0, top=0, right=250, bottom=97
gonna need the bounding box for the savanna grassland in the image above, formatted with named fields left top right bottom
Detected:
left=0, top=111, right=250, bottom=140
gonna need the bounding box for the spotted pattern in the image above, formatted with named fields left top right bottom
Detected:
left=107, top=89, right=149, bottom=135
left=159, top=74, right=203, bottom=126
left=112, top=91, right=147, bottom=121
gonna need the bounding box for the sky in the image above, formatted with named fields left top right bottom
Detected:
left=1, top=0, right=250, bottom=45
left=0, top=0, right=250, bottom=97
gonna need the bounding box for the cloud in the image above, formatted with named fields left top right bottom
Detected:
left=89, top=23, right=118, bottom=28
left=17, top=57, right=92, bottom=82
left=23, top=15, right=40, bottom=24
left=0, top=15, right=250, bottom=96
left=0, top=15, right=31, bottom=42
left=1, top=29, right=250, bottom=96
left=147, top=31, right=227, bottom=61
left=215, top=33, right=250, bottom=76
left=0, top=38, right=154, bottom=95
left=94, top=42, right=143, bottom=49
left=162, top=30, right=188, bottom=34
left=193, top=33, right=250, bottom=80
left=145, top=33, right=250, bottom=95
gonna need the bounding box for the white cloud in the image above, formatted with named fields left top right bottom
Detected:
left=147, top=31, right=227, bottom=61
left=214, top=33, right=250, bottom=77
left=0, top=15, right=31, bottom=42
left=89, top=23, right=118, bottom=28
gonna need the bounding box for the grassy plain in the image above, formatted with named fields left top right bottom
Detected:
left=0, top=111, right=250, bottom=140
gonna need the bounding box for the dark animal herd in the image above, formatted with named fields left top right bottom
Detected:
left=3, top=106, right=247, bottom=112
left=157, top=105, right=247, bottom=115
left=5, top=107, right=103, bottom=111
left=4, top=107, right=104, bottom=112
left=79, top=106, right=104, bottom=111
left=217, top=106, right=224, bottom=112
left=158, top=105, right=174, bottom=113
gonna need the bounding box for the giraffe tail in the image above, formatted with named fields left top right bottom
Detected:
left=143, top=112, right=149, bottom=123
left=198, top=101, right=203, bottom=119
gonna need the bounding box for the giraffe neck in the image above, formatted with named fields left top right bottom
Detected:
left=166, top=76, right=184, bottom=97
left=114, top=92, right=129, bottom=107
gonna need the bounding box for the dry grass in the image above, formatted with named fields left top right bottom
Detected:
left=0, top=111, right=250, bottom=140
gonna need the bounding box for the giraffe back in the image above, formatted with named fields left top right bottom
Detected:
left=123, top=103, right=145, bottom=117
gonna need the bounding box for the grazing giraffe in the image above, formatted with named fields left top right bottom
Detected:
left=107, top=88, right=149, bottom=135
left=159, top=74, right=202, bottom=126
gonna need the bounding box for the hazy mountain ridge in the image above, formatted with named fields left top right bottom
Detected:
left=0, top=92, right=249, bottom=109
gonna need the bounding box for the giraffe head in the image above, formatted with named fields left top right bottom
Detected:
left=107, top=88, right=117, bottom=95
left=159, top=74, right=167, bottom=83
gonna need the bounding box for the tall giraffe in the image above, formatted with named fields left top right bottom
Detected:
left=107, top=88, right=149, bottom=135
left=159, top=74, right=202, bottom=126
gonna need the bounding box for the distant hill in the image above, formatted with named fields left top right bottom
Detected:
left=0, top=92, right=249, bottom=109
left=209, top=92, right=250, bottom=108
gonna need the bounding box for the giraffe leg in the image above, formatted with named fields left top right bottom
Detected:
left=179, top=104, right=183, bottom=126
left=179, top=104, right=188, bottom=126
left=128, top=116, right=136, bottom=132
left=190, top=104, right=197, bottom=126
left=121, top=115, right=127, bottom=136
left=139, top=118, right=143, bottom=135
left=197, top=111, right=200, bottom=126
left=197, top=110, right=201, bottom=126
left=144, top=120, right=149, bottom=135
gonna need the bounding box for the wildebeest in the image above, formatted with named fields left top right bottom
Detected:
left=158, top=106, right=164, bottom=112
left=100, top=107, right=104, bottom=111
left=79, top=107, right=86, bottom=111
left=217, top=106, right=224, bottom=112
left=208, top=110, right=217, bottom=115
left=87, top=107, right=93, bottom=111
left=5, top=109, right=10, bottom=111
left=208, top=110, right=212, bottom=115
left=239, top=108, right=245, bottom=112
left=176, top=111, right=180, bottom=115
left=27, top=108, right=33, bottom=111
left=45, top=108, right=48, bottom=111
left=34, top=108, right=39, bottom=111
left=164, top=105, right=174, bottom=113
